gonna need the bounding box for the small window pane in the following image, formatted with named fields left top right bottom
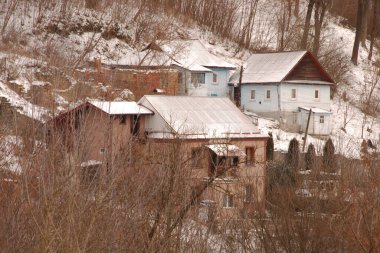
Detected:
left=223, top=194, right=234, bottom=208
left=291, top=89, right=297, bottom=99
left=320, top=116, right=324, bottom=123
left=251, top=90, right=255, bottom=100
left=213, top=73, right=218, bottom=83
left=315, top=90, right=319, bottom=99
left=266, top=90, right=271, bottom=99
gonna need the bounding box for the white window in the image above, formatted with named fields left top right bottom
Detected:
left=315, top=90, right=319, bottom=99
left=266, top=90, right=271, bottom=99
left=320, top=115, right=325, bottom=124
left=223, top=193, right=234, bottom=208
left=250, top=90, right=256, bottom=100
left=212, top=72, right=218, bottom=84
left=291, top=89, right=297, bottom=99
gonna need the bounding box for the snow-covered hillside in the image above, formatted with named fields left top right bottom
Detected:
left=0, top=1, right=379, bottom=161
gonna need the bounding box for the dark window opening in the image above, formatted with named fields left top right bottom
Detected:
left=191, top=148, right=203, bottom=168
left=131, top=115, right=140, bottom=136
left=120, top=115, right=127, bottom=124
left=246, top=147, right=256, bottom=165
left=244, top=184, right=253, bottom=203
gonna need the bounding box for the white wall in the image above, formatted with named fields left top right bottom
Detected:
left=241, top=84, right=279, bottom=112
left=299, top=109, right=332, bottom=135
left=280, top=83, right=331, bottom=112
left=241, top=83, right=331, bottom=113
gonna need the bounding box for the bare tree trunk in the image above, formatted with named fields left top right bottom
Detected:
left=312, top=0, right=329, bottom=56
left=368, top=0, right=378, bottom=60
left=361, top=0, right=371, bottom=47
left=352, top=0, right=365, bottom=65
left=294, top=0, right=300, bottom=18
left=301, top=0, right=315, bottom=49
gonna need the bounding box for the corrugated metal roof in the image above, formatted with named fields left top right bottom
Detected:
left=89, top=101, right=153, bottom=115
left=230, top=51, right=307, bottom=84
left=160, top=39, right=236, bottom=71
left=140, top=95, right=263, bottom=139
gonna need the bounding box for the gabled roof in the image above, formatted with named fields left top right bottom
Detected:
left=88, top=101, right=153, bottom=115
left=229, top=51, right=334, bottom=84
left=159, top=39, right=236, bottom=71
left=139, top=95, right=264, bottom=139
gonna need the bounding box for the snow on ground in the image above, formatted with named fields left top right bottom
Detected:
left=0, top=81, right=50, bottom=122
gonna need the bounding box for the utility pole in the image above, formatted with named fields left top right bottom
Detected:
left=235, top=66, right=243, bottom=108
left=303, top=109, right=312, bottom=152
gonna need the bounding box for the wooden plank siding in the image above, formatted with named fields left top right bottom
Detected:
left=284, top=53, right=332, bottom=83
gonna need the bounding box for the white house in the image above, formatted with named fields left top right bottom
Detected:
left=147, top=39, right=236, bottom=97
left=229, top=51, right=335, bottom=135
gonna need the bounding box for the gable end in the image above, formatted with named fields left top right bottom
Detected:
left=283, top=52, right=335, bottom=84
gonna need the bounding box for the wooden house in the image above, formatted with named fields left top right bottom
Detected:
left=229, top=51, right=335, bottom=135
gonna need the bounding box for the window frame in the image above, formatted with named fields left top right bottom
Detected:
left=245, top=147, right=256, bottom=165
left=250, top=89, right=256, bottom=100
left=291, top=88, right=297, bottom=100
left=314, top=89, right=320, bottom=100
left=212, top=72, right=218, bottom=84
left=191, top=148, right=203, bottom=169
left=266, top=89, right=271, bottom=100
left=223, top=193, right=234, bottom=208
left=244, top=184, right=253, bottom=203
left=191, top=72, right=206, bottom=85
left=319, top=115, right=325, bottom=124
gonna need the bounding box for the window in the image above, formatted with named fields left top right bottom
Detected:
left=250, top=90, right=256, bottom=100
left=246, top=147, right=256, bottom=165
left=230, top=157, right=239, bottom=166
left=315, top=90, right=319, bottom=99
left=320, top=115, right=325, bottom=124
left=100, top=148, right=105, bottom=154
left=212, top=72, right=218, bottom=83
left=191, top=73, right=205, bottom=85
left=266, top=90, right=271, bottom=99
left=223, top=193, right=234, bottom=208
left=120, top=115, right=127, bottom=124
left=210, top=91, right=218, bottom=96
left=131, top=115, right=140, bottom=136
left=291, top=88, right=297, bottom=99
left=191, top=148, right=203, bottom=168
left=293, top=112, right=298, bottom=124
left=244, top=184, right=253, bottom=203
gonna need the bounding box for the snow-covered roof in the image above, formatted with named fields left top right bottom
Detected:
left=160, top=39, right=236, bottom=71
left=112, top=50, right=179, bottom=67
left=89, top=101, right=153, bottom=115
left=139, top=95, right=265, bottom=139
left=299, top=106, right=332, bottom=114
left=230, top=51, right=307, bottom=84
left=206, top=144, right=247, bottom=157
